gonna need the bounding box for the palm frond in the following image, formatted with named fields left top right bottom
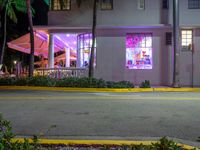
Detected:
left=31, top=6, right=35, bottom=16
left=43, top=0, right=50, bottom=5
left=0, top=0, right=7, bottom=11
left=7, top=4, right=17, bottom=23
left=14, top=0, right=27, bottom=13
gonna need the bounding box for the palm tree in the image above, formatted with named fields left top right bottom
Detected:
left=27, top=0, right=49, bottom=77
left=0, top=0, right=27, bottom=69
left=26, top=0, right=34, bottom=77
left=26, top=0, right=49, bottom=77
left=172, top=0, right=180, bottom=87
left=0, top=0, right=49, bottom=76
left=88, top=0, right=97, bottom=78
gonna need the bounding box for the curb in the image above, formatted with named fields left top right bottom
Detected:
left=1, top=86, right=200, bottom=92
left=11, top=138, right=199, bottom=150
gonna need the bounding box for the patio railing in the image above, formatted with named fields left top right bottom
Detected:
left=34, top=68, right=88, bottom=78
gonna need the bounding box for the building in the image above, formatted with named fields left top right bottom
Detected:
left=9, top=0, right=200, bottom=86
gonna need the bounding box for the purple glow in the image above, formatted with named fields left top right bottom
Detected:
left=126, top=33, right=152, bottom=69
left=77, top=33, right=96, bottom=67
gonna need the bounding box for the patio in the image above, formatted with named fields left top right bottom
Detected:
left=6, top=30, right=93, bottom=78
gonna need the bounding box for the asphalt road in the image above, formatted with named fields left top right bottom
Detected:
left=0, top=90, right=200, bottom=143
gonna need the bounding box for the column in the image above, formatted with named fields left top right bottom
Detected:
left=77, top=37, right=81, bottom=68
left=48, top=33, right=54, bottom=68
left=65, top=47, right=70, bottom=67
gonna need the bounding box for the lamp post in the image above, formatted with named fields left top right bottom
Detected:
left=172, top=0, right=180, bottom=88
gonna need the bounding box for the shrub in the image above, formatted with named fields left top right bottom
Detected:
left=0, top=76, right=134, bottom=88
left=27, top=76, right=56, bottom=87
left=13, top=77, right=28, bottom=86
left=0, top=77, right=15, bottom=86
left=56, top=77, right=81, bottom=87
left=106, top=81, right=134, bottom=88
left=140, top=80, right=151, bottom=88
left=0, top=114, right=40, bottom=150
left=56, top=77, right=108, bottom=88
left=151, top=137, right=183, bottom=150
left=116, top=81, right=134, bottom=88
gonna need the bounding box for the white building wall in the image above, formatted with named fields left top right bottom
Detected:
left=179, top=29, right=200, bottom=86
left=49, top=0, right=200, bottom=27
left=47, top=0, right=200, bottom=86
left=48, top=0, right=162, bottom=26
left=95, top=28, right=173, bottom=86
left=97, top=0, right=162, bottom=26
left=168, top=0, right=200, bottom=26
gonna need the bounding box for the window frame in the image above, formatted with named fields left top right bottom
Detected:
left=51, top=0, right=71, bottom=11
left=188, top=0, right=200, bottom=9
left=126, top=33, right=153, bottom=70
left=138, top=0, right=145, bottom=10
left=162, top=0, right=169, bottom=9
left=181, top=29, right=193, bottom=51
left=77, top=33, right=97, bottom=68
left=101, top=0, right=113, bottom=10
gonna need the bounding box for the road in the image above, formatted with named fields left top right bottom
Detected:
left=0, top=90, right=200, bottom=143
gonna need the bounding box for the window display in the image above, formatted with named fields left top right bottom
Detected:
left=126, top=33, right=152, bottom=69
left=77, top=33, right=96, bottom=68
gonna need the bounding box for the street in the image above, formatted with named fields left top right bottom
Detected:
left=0, top=90, right=200, bottom=143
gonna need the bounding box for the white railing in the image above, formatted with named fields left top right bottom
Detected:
left=34, top=68, right=88, bottom=78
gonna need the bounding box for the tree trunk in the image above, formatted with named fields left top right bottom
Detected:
left=0, top=2, right=8, bottom=67
left=172, top=0, right=180, bottom=87
left=88, top=0, right=97, bottom=78
left=26, top=0, right=34, bottom=77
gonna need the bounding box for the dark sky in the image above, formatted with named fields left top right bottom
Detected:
left=16, top=0, right=49, bottom=32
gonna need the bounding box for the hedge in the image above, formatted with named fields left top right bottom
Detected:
left=0, top=76, right=134, bottom=88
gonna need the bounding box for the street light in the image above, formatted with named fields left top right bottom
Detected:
left=13, top=60, right=17, bottom=65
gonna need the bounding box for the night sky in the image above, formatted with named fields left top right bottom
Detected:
left=0, top=0, right=49, bottom=69
left=17, top=0, right=49, bottom=31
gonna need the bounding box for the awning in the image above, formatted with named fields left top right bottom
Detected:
left=7, top=30, right=77, bottom=58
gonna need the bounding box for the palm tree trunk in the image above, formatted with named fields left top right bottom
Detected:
left=0, top=2, right=8, bottom=67
left=26, top=0, right=35, bottom=77
left=89, top=0, right=97, bottom=78
left=172, top=0, right=180, bottom=87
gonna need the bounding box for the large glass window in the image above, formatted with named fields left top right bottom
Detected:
left=181, top=30, right=193, bottom=51
left=188, top=0, right=200, bottom=9
left=77, top=33, right=96, bottom=68
left=101, top=0, right=113, bottom=10
left=51, top=0, right=71, bottom=10
left=126, top=33, right=152, bottom=69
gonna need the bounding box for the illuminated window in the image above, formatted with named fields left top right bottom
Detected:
left=188, top=0, right=200, bottom=9
left=101, top=0, right=113, bottom=10
left=77, top=33, right=96, bottom=68
left=51, top=0, right=71, bottom=10
left=126, top=33, right=152, bottom=69
left=181, top=30, right=193, bottom=51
